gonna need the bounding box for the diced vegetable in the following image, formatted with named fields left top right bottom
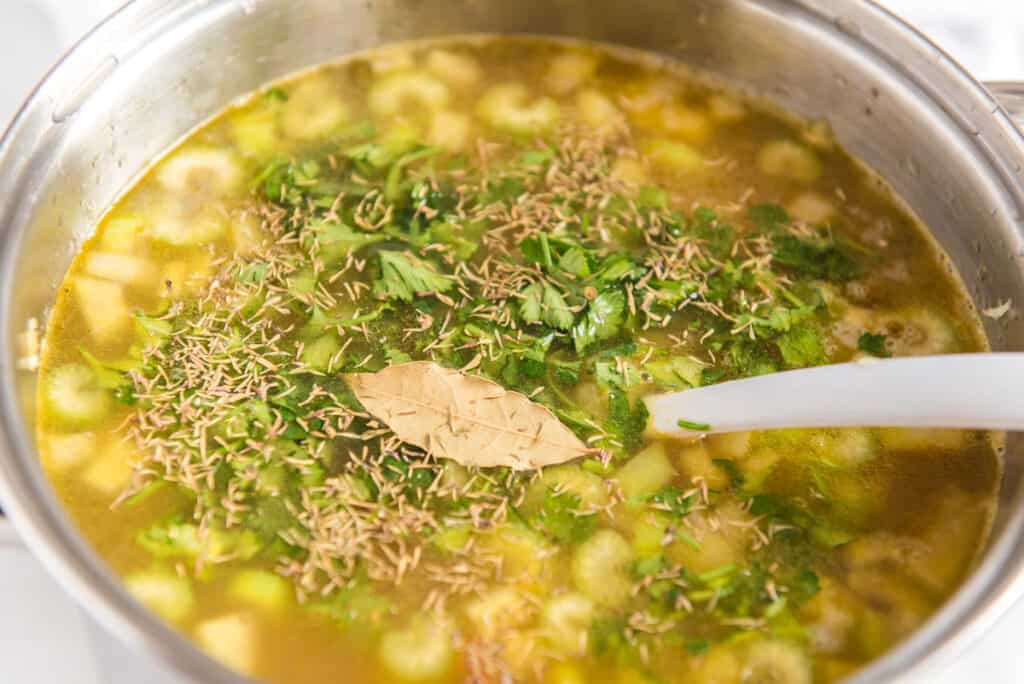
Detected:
left=81, top=437, right=138, bottom=495
left=45, top=363, right=112, bottom=427
left=230, top=108, right=279, bottom=158
left=427, top=110, right=471, bottom=150
left=230, top=211, right=264, bottom=256
left=611, top=157, right=649, bottom=186
left=675, top=442, right=730, bottom=490
left=741, top=640, right=812, bottom=684
left=691, top=645, right=742, bottom=683
left=788, top=191, right=836, bottom=223
left=125, top=569, right=194, bottom=622
left=523, top=463, right=609, bottom=511
left=613, top=443, right=676, bottom=499
left=809, top=429, right=878, bottom=466
left=666, top=504, right=750, bottom=574
left=706, top=431, right=752, bottom=460
left=229, top=569, right=292, bottom=611
left=707, top=93, right=747, bottom=122
left=378, top=616, right=454, bottom=681
left=477, top=83, right=560, bottom=135
left=425, top=49, right=482, bottom=88
left=100, top=214, right=144, bottom=252
left=464, top=587, right=533, bottom=639
left=74, top=276, right=129, bottom=344
left=545, top=52, right=599, bottom=94
left=44, top=432, right=95, bottom=472
left=757, top=140, right=822, bottom=182
left=660, top=103, right=711, bottom=142
left=148, top=206, right=227, bottom=246
left=369, top=71, right=450, bottom=117
left=196, top=612, right=256, bottom=674
left=575, top=89, right=624, bottom=133
left=543, top=593, right=594, bottom=655
left=482, top=524, right=554, bottom=577
left=83, top=252, right=156, bottom=286
left=572, top=529, right=633, bottom=607
left=881, top=308, right=956, bottom=356
left=156, top=147, right=243, bottom=195
left=281, top=78, right=350, bottom=141
left=640, top=138, right=703, bottom=171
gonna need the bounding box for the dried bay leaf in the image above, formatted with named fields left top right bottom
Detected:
left=345, top=361, right=590, bottom=470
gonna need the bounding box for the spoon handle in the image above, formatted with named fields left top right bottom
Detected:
left=645, top=353, right=1024, bottom=435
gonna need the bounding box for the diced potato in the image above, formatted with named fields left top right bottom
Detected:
left=230, top=108, right=279, bottom=158
left=477, top=83, right=560, bottom=135
left=543, top=593, right=594, bottom=655
left=575, top=89, right=624, bottom=134
left=741, top=640, right=812, bottom=684
left=379, top=616, right=454, bottom=681
left=809, top=429, right=878, bottom=466
left=545, top=52, right=599, bottom=94
left=369, top=71, right=450, bottom=117
left=148, top=206, right=227, bottom=247
left=802, top=118, right=835, bottom=149
left=660, top=103, right=712, bottom=143
left=229, top=569, right=292, bottom=612
left=666, top=502, right=752, bottom=574
left=628, top=510, right=673, bottom=556
left=878, top=427, right=968, bottom=452
left=84, top=252, right=156, bottom=287
left=620, top=77, right=677, bottom=113
left=691, top=645, right=742, bottom=683
left=44, top=432, right=95, bottom=472
left=464, top=587, right=533, bottom=639
left=156, top=147, right=243, bottom=195
left=572, top=529, right=633, bottom=607
left=675, top=442, right=729, bottom=490
left=281, top=77, right=350, bottom=141
left=788, top=191, right=835, bottom=223
left=611, top=157, right=649, bottom=186
left=125, top=569, right=194, bottom=622
left=613, top=443, right=676, bottom=499
left=524, top=463, right=609, bottom=512
left=706, top=431, right=752, bottom=460
left=757, top=140, right=822, bottom=183
left=707, top=93, right=747, bottom=122
left=482, top=524, right=553, bottom=578
left=81, top=437, right=140, bottom=495
left=230, top=211, right=265, bottom=257
left=196, top=612, right=257, bottom=675
left=640, top=139, right=703, bottom=172
left=425, top=49, right=482, bottom=89
left=427, top=110, right=471, bottom=151
left=74, top=276, right=129, bottom=344
left=802, top=578, right=859, bottom=654
left=100, top=214, right=144, bottom=252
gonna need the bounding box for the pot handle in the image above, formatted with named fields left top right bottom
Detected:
left=985, top=81, right=1024, bottom=126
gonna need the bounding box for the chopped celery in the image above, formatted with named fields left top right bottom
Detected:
left=44, top=363, right=112, bottom=427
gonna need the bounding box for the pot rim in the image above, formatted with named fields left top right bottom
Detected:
left=1, top=2, right=1023, bottom=683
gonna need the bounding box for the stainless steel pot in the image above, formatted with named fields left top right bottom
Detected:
left=2, top=1, right=1024, bottom=682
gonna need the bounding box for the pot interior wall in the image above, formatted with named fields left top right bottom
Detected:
left=2, top=0, right=1024, bottom=681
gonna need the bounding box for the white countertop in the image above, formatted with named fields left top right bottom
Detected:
left=2, top=1, right=1024, bottom=682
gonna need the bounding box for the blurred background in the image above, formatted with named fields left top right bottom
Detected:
left=2, top=0, right=1024, bottom=682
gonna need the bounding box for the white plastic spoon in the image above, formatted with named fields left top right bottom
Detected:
left=645, top=353, right=1024, bottom=436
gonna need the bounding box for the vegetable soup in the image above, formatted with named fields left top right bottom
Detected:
left=35, top=37, right=999, bottom=683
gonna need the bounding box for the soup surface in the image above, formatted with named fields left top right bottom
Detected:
left=36, top=37, right=999, bottom=683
